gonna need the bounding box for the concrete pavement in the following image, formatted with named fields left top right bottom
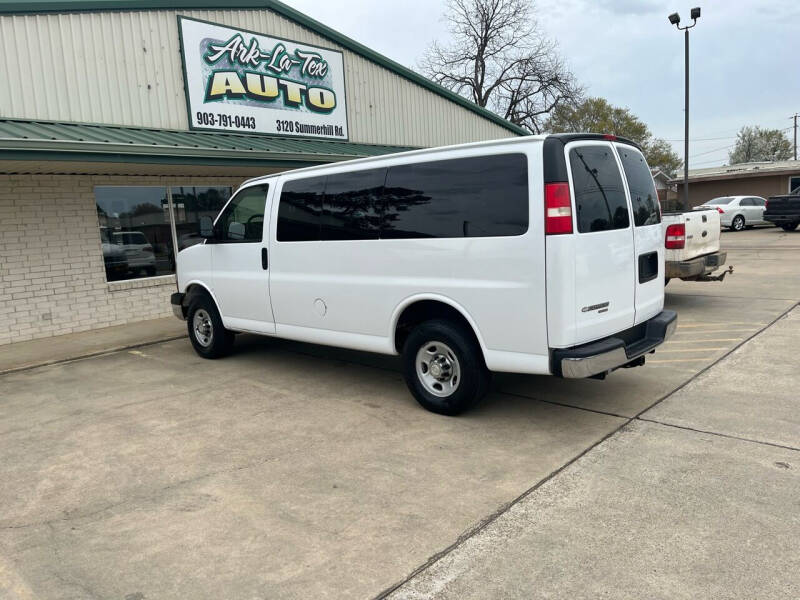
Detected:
left=0, top=227, right=798, bottom=599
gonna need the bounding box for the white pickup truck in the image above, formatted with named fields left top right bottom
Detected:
left=662, top=209, right=732, bottom=284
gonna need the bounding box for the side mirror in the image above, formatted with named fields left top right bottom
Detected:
left=199, top=216, right=215, bottom=239
left=227, top=221, right=246, bottom=241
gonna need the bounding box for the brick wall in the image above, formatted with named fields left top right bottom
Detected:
left=0, top=174, right=243, bottom=346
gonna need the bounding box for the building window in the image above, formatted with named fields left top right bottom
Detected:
left=789, top=176, right=800, bottom=194
left=95, top=185, right=231, bottom=282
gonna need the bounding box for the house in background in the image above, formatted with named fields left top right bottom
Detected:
left=651, top=169, right=679, bottom=211
left=671, top=160, right=800, bottom=208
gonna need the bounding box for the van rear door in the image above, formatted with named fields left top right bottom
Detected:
left=614, top=144, right=665, bottom=324
left=566, top=141, right=636, bottom=344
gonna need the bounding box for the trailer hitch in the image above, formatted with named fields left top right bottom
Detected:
left=697, top=265, right=734, bottom=282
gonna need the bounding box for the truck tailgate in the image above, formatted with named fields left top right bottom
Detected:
left=681, top=209, right=719, bottom=259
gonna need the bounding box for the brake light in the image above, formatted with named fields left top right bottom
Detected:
left=545, top=182, right=573, bottom=235
left=716, top=207, right=724, bottom=214
left=603, top=134, right=617, bottom=141
left=665, top=223, right=686, bottom=249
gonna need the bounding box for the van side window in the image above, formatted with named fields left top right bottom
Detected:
left=277, top=176, right=325, bottom=241
left=216, top=185, right=268, bottom=242
left=569, top=146, right=630, bottom=233
left=322, top=168, right=386, bottom=240
left=617, top=147, right=661, bottom=227
left=382, top=154, right=528, bottom=239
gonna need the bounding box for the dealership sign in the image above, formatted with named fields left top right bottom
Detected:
left=178, top=17, right=348, bottom=139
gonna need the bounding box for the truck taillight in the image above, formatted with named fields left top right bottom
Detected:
left=665, top=223, right=686, bottom=249
left=545, top=182, right=573, bottom=235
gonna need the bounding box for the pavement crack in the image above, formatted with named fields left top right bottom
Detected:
left=376, top=300, right=800, bottom=599
left=637, top=418, right=800, bottom=452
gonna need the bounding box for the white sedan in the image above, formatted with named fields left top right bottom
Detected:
left=693, top=196, right=768, bottom=231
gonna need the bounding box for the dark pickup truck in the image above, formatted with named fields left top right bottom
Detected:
left=764, top=187, right=800, bottom=231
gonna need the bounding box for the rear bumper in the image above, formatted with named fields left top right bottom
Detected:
left=551, top=310, right=677, bottom=379
left=764, top=214, right=799, bottom=225
left=665, top=251, right=726, bottom=279
left=170, top=292, right=186, bottom=320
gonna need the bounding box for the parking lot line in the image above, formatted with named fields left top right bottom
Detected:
left=664, top=338, right=742, bottom=343
left=648, top=358, right=709, bottom=363
left=678, top=321, right=763, bottom=329
left=674, top=328, right=760, bottom=334
left=656, top=347, right=727, bottom=353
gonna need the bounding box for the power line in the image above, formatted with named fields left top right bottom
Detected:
left=689, top=142, right=736, bottom=159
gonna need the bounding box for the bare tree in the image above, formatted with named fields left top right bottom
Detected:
left=420, top=0, right=581, bottom=133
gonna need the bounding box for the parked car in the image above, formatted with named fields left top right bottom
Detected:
left=113, top=231, right=157, bottom=276
left=170, top=134, right=677, bottom=415
left=764, top=186, right=800, bottom=231
left=662, top=209, right=731, bottom=284
left=693, top=196, right=768, bottom=231
left=99, top=227, right=129, bottom=280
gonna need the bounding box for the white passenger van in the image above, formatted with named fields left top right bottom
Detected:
left=171, top=134, right=676, bottom=415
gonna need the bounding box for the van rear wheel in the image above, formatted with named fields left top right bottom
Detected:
left=402, top=319, right=490, bottom=415
left=187, top=294, right=235, bottom=359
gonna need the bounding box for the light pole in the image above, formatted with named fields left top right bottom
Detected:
left=669, top=7, right=700, bottom=211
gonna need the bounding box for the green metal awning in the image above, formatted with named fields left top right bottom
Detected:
left=0, top=118, right=414, bottom=168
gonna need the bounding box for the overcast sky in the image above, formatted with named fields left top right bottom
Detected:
left=282, top=0, right=799, bottom=168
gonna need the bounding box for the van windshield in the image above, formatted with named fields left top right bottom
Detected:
left=706, top=197, right=734, bottom=205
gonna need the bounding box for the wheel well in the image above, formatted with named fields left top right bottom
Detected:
left=185, top=284, right=213, bottom=306
left=394, top=300, right=481, bottom=354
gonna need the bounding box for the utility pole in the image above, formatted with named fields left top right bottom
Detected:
left=792, top=113, right=798, bottom=161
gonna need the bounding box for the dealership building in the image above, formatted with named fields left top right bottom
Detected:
left=0, top=0, right=524, bottom=346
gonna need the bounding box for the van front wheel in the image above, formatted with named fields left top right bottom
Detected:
left=187, top=294, right=235, bottom=359
left=402, top=319, right=490, bottom=415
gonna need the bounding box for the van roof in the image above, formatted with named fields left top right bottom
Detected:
left=240, top=133, right=642, bottom=187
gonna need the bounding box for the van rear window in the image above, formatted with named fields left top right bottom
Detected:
left=569, top=146, right=629, bottom=233
left=617, top=147, right=661, bottom=227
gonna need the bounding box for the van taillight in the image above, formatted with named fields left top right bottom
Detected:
left=545, top=182, right=573, bottom=235
left=665, top=223, right=686, bottom=249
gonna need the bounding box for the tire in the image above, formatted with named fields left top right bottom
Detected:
left=730, top=215, right=745, bottom=231
left=781, top=222, right=799, bottom=232
left=401, top=319, right=490, bottom=416
left=186, top=293, right=235, bottom=359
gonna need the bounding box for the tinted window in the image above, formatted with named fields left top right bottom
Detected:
left=382, top=154, right=528, bottom=239
left=322, top=168, right=386, bottom=240
left=751, top=197, right=766, bottom=207
left=569, top=146, right=629, bottom=232
left=171, top=186, right=231, bottom=250
left=739, top=198, right=753, bottom=206
left=707, top=197, right=734, bottom=205
left=617, top=147, right=661, bottom=226
left=217, top=185, right=268, bottom=242
left=277, top=177, right=325, bottom=241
